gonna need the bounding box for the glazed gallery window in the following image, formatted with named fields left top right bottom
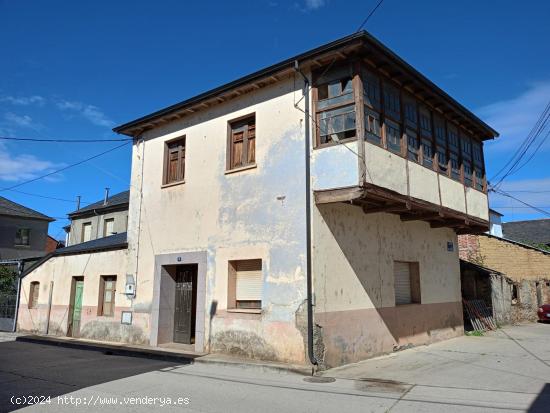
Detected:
left=163, top=137, right=186, bottom=184
left=28, top=282, right=39, bottom=309
left=365, top=108, right=382, bottom=145
left=82, top=222, right=92, bottom=243
left=406, top=129, right=419, bottom=162
left=385, top=119, right=401, bottom=154
left=15, top=228, right=30, bottom=246
left=228, top=115, right=256, bottom=169
left=421, top=139, right=433, bottom=168
left=228, top=259, right=262, bottom=310
left=315, top=66, right=356, bottom=145
left=99, top=276, right=117, bottom=317
left=383, top=84, right=400, bottom=121
left=394, top=261, right=421, bottom=305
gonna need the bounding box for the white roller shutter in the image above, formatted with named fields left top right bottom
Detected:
left=394, top=261, right=412, bottom=305
left=236, top=259, right=262, bottom=301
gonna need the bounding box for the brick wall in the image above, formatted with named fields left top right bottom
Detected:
left=458, top=234, right=481, bottom=262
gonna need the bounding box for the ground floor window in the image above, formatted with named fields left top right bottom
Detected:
left=228, top=259, right=262, bottom=310
left=99, top=276, right=117, bottom=316
left=28, top=281, right=39, bottom=309
left=394, top=261, right=421, bottom=305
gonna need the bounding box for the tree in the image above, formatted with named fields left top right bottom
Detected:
left=0, top=265, right=17, bottom=295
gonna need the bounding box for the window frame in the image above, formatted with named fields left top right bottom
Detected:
left=81, top=222, right=92, bottom=243
left=226, top=113, right=256, bottom=171
left=227, top=259, right=263, bottom=312
left=313, top=63, right=358, bottom=148
left=29, top=281, right=39, bottom=309
left=162, top=136, right=186, bottom=186
left=103, top=218, right=115, bottom=237
left=98, top=275, right=117, bottom=317
left=15, top=228, right=30, bottom=246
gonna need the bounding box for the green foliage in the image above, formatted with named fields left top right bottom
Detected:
left=529, top=242, right=550, bottom=252
left=0, top=266, right=17, bottom=295
left=465, top=330, right=484, bottom=337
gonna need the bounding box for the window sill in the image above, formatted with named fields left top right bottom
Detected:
left=161, top=180, right=185, bottom=189
left=225, top=164, right=257, bottom=175
left=226, top=308, right=262, bottom=314
left=315, top=137, right=357, bottom=150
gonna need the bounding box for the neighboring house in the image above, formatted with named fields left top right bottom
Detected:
left=0, top=196, right=54, bottom=260
left=502, top=219, right=550, bottom=248
left=64, top=190, right=129, bottom=247
left=45, top=235, right=64, bottom=253
left=17, top=31, right=498, bottom=368
left=459, top=232, right=550, bottom=323
left=488, top=208, right=503, bottom=237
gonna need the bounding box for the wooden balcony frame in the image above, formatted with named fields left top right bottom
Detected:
left=314, top=183, right=489, bottom=234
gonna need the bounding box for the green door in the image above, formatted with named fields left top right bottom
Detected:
left=71, top=280, right=84, bottom=337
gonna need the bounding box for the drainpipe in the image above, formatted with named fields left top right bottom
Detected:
left=12, top=260, right=24, bottom=333
left=294, top=60, right=318, bottom=368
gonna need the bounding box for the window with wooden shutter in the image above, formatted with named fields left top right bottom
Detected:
left=164, top=137, right=186, bottom=185
left=29, top=282, right=39, bottom=309
left=228, top=115, right=256, bottom=170
left=394, top=261, right=420, bottom=305
left=228, top=259, right=262, bottom=310
left=99, top=276, right=116, bottom=316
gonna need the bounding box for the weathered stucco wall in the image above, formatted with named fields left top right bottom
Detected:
left=312, top=142, right=359, bottom=190
left=16, top=249, right=143, bottom=342
left=126, top=76, right=309, bottom=363
left=362, top=141, right=488, bottom=221
left=69, top=210, right=128, bottom=246
left=313, top=203, right=463, bottom=367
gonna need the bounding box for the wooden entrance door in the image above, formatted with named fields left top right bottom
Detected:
left=173, top=265, right=197, bottom=344
left=69, top=279, right=84, bottom=337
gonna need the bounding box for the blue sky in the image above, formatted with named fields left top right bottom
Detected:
left=1, top=0, right=549, bottom=238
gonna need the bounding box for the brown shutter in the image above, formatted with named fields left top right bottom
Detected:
left=247, top=123, right=255, bottom=164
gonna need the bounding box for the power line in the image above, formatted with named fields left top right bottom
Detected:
left=0, top=136, right=133, bottom=143
left=6, top=189, right=83, bottom=203
left=490, top=188, right=550, bottom=218
left=0, top=141, right=131, bottom=192
left=356, top=0, right=385, bottom=32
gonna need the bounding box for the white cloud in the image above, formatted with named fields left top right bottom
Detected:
left=0, top=142, right=62, bottom=182
left=56, top=100, right=114, bottom=128
left=4, top=112, right=41, bottom=130
left=304, top=0, right=325, bottom=9
left=478, top=80, right=550, bottom=152
left=0, top=95, right=45, bottom=106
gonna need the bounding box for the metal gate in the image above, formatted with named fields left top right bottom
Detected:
left=0, top=294, right=16, bottom=331
left=173, top=266, right=196, bottom=344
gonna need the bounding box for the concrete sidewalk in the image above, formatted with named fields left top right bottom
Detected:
left=14, top=333, right=311, bottom=376
left=323, top=323, right=550, bottom=411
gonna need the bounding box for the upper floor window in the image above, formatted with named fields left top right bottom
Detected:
left=163, top=137, right=186, bottom=184
left=363, top=70, right=380, bottom=109
left=385, top=119, right=401, bottom=154
left=103, top=218, right=115, bottom=237
left=403, top=96, right=417, bottom=128
left=383, top=84, right=400, bottom=121
left=422, top=138, right=433, bottom=168
left=15, top=228, right=30, bottom=246
left=450, top=152, right=460, bottom=180
left=448, top=126, right=459, bottom=153
left=419, top=107, right=432, bottom=138
left=228, top=115, right=256, bottom=169
left=473, top=141, right=483, bottom=165
left=365, top=108, right=382, bottom=146
left=406, top=129, right=419, bottom=162
left=464, top=161, right=473, bottom=187
left=461, top=135, right=472, bottom=159
left=81, top=222, right=92, bottom=243
left=315, top=66, right=356, bottom=145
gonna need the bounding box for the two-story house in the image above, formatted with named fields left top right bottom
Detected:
left=17, top=32, right=498, bottom=368
left=64, top=189, right=129, bottom=247
left=0, top=196, right=54, bottom=260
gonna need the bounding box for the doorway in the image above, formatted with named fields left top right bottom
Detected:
left=173, top=265, right=197, bottom=344
left=68, top=277, right=84, bottom=337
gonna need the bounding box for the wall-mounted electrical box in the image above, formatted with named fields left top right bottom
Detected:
left=125, top=274, right=136, bottom=298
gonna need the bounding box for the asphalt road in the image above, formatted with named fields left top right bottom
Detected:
left=0, top=324, right=549, bottom=412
